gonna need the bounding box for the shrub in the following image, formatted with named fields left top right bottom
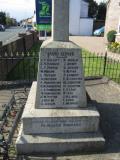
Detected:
left=107, top=42, right=120, bottom=53
left=107, top=30, right=117, bottom=42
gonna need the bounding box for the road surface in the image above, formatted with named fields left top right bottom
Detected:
left=0, top=27, right=25, bottom=44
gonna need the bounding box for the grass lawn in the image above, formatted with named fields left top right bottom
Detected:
left=7, top=46, right=120, bottom=83
left=82, top=49, right=120, bottom=83
left=82, top=49, right=105, bottom=77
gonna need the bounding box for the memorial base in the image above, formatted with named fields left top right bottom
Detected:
left=16, top=82, right=105, bottom=155
left=16, top=125, right=105, bottom=155
left=22, top=82, right=100, bottom=134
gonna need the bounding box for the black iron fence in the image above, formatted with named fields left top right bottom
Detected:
left=0, top=52, right=120, bottom=84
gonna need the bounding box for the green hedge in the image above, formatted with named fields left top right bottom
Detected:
left=107, top=30, right=117, bottom=42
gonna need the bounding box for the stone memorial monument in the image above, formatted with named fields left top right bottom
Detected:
left=16, top=0, right=105, bottom=155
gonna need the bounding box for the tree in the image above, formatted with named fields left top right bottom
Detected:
left=0, top=12, right=6, bottom=25
left=88, top=0, right=98, bottom=18
left=97, top=2, right=107, bottom=20
left=6, top=17, right=13, bottom=26
left=6, top=13, right=13, bottom=26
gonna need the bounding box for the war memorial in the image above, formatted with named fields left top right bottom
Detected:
left=16, top=0, right=105, bottom=156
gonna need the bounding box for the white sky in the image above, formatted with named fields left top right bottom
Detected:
left=0, top=0, right=35, bottom=21
left=0, top=0, right=107, bottom=21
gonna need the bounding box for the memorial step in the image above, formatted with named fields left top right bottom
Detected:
left=16, top=124, right=105, bottom=155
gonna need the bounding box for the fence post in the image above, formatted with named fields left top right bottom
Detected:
left=0, top=41, right=3, bottom=47
left=18, top=33, right=27, bottom=53
left=103, top=51, right=107, bottom=76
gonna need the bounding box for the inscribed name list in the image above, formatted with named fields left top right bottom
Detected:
left=37, top=48, right=86, bottom=108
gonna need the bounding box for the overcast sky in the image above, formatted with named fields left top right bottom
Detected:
left=0, top=0, right=107, bottom=21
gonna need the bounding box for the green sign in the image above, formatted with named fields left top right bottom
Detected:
left=35, top=0, right=52, bottom=31
left=36, top=24, right=51, bottom=31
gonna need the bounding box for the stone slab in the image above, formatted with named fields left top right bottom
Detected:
left=35, top=40, right=87, bottom=108
left=16, top=124, right=105, bottom=155
left=22, top=82, right=100, bottom=134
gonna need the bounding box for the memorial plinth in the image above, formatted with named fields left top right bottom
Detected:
left=16, top=0, right=105, bottom=156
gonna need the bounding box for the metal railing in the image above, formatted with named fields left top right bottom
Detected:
left=0, top=52, right=120, bottom=85
left=0, top=88, right=29, bottom=160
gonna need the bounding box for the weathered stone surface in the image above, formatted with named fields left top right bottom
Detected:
left=52, top=0, right=69, bottom=42
left=23, top=116, right=99, bottom=134
left=16, top=124, right=105, bottom=155
left=35, top=40, right=87, bottom=108
left=22, top=82, right=100, bottom=134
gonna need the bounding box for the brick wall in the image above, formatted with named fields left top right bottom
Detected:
left=0, top=31, right=38, bottom=55
left=0, top=31, right=39, bottom=80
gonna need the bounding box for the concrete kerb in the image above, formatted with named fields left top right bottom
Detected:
left=18, top=33, right=27, bottom=37
left=108, top=80, right=120, bottom=91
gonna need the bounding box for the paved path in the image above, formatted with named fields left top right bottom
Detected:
left=0, top=27, right=25, bottom=45
left=70, top=36, right=120, bottom=61
left=40, top=36, right=106, bottom=54
left=70, top=36, right=107, bottom=54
